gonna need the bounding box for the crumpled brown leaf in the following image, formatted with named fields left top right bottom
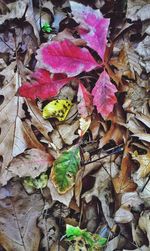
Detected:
left=0, top=180, right=44, bottom=251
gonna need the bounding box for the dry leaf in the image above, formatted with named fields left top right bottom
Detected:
left=114, top=207, right=133, bottom=223
left=0, top=180, right=44, bottom=251
left=0, top=149, right=53, bottom=186
left=47, top=180, right=73, bottom=207
left=132, top=151, right=150, bottom=178
left=58, top=120, right=79, bottom=145
left=136, top=35, right=150, bottom=73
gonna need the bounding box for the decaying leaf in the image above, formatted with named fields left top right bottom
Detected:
left=0, top=149, right=53, bottom=186
left=132, top=150, right=150, bottom=178
left=0, top=63, right=47, bottom=185
left=58, top=120, right=79, bottom=145
left=136, top=35, right=150, bottom=73
left=50, top=147, right=80, bottom=194
left=0, top=180, right=44, bottom=251
left=36, top=39, right=99, bottom=77
left=43, top=99, right=72, bottom=121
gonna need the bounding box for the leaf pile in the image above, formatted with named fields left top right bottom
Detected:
left=0, top=0, right=150, bottom=251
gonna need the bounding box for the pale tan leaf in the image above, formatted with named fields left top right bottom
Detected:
left=47, top=180, right=73, bottom=207
left=136, top=35, right=150, bottom=73
left=114, top=208, right=133, bottom=223
left=58, top=120, right=79, bottom=145
left=132, top=151, right=150, bottom=178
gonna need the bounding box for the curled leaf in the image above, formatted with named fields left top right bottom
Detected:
left=43, top=99, right=72, bottom=121
left=50, top=147, right=80, bottom=194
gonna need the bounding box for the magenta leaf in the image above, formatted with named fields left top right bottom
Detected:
left=19, top=69, right=72, bottom=100
left=70, top=1, right=110, bottom=60
left=92, top=70, right=117, bottom=117
left=36, top=39, right=99, bottom=77
left=77, top=82, right=93, bottom=118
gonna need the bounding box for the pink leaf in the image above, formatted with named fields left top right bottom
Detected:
left=19, top=69, right=71, bottom=100
left=92, top=70, right=117, bottom=117
left=36, top=39, right=99, bottom=77
left=77, top=82, right=93, bottom=118
left=70, top=2, right=110, bottom=60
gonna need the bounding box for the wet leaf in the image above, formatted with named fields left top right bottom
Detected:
left=43, top=99, right=73, bottom=121
left=50, top=147, right=80, bottom=194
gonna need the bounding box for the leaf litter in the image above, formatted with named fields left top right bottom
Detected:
left=0, top=0, right=150, bottom=250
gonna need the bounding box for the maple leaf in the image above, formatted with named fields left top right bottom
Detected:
left=36, top=39, right=99, bottom=77
left=19, top=68, right=72, bottom=100
left=92, top=70, right=117, bottom=117
left=70, top=1, right=110, bottom=60
left=77, top=82, right=93, bottom=118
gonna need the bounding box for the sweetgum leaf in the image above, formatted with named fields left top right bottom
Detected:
left=77, top=82, right=93, bottom=118
left=70, top=1, right=110, bottom=60
left=50, top=147, right=80, bottom=194
left=36, top=39, right=99, bottom=77
left=92, top=70, right=117, bottom=117
left=43, top=99, right=72, bottom=121
left=19, top=69, right=72, bottom=100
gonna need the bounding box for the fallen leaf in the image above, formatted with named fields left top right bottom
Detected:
left=78, top=117, right=91, bottom=137
left=0, top=63, right=45, bottom=185
left=0, top=149, right=53, bottom=186
left=38, top=215, right=59, bottom=250
left=77, top=82, right=93, bottom=118
left=36, top=39, right=99, bottom=77
left=113, top=147, right=137, bottom=194
left=136, top=35, right=150, bottom=73
left=126, top=0, right=150, bottom=21
left=92, top=70, right=117, bottom=117
left=50, top=147, right=80, bottom=194
left=70, top=1, right=110, bottom=60
left=19, top=69, right=72, bottom=100
left=114, top=207, right=133, bottom=223
left=47, top=180, right=73, bottom=207
left=0, top=180, right=44, bottom=251
left=132, top=150, right=150, bottom=178
left=43, top=99, right=72, bottom=121
left=58, top=120, right=79, bottom=145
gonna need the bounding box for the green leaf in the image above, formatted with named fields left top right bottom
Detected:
left=50, top=147, right=80, bottom=194
left=65, top=225, right=107, bottom=249
left=42, top=22, right=52, bottom=33
left=24, top=173, right=48, bottom=189
left=43, top=99, right=72, bottom=121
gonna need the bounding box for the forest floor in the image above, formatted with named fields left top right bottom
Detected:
left=0, top=0, right=150, bottom=250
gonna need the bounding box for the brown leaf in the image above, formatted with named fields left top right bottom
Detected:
left=113, top=147, right=137, bottom=194
left=0, top=180, right=44, bottom=251
left=0, top=63, right=53, bottom=185
left=0, top=149, right=53, bottom=185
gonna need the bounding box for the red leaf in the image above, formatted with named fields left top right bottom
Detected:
left=36, top=39, right=99, bottom=77
left=92, top=70, right=117, bottom=117
left=19, top=69, right=71, bottom=100
left=70, top=2, right=110, bottom=60
left=77, top=82, right=93, bottom=118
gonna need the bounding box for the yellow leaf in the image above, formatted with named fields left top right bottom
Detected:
left=132, top=151, right=150, bottom=178
left=43, top=99, right=72, bottom=121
